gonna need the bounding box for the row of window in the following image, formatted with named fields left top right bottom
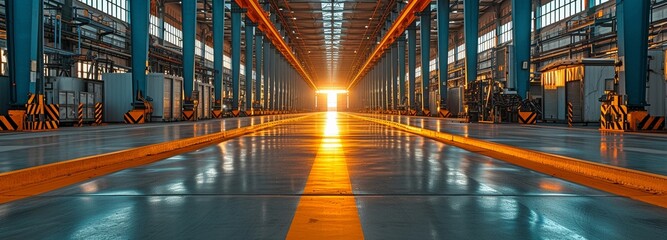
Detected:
left=79, top=0, right=128, bottom=22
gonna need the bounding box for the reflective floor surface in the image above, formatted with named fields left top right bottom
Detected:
left=0, top=115, right=297, bottom=172
left=1, top=112, right=666, bottom=239
left=368, top=114, right=667, bottom=176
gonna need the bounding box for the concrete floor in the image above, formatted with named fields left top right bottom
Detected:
left=0, top=115, right=295, bottom=172
left=1, top=112, right=666, bottom=239
left=371, top=114, right=667, bottom=176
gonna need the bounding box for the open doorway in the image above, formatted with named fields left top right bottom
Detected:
left=327, top=92, right=338, bottom=111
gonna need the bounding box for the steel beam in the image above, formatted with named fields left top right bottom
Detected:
left=464, top=0, right=479, bottom=84
left=213, top=0, right=225, bottom=102
left=245, top=19, right=254, bottom=110
left=231, top=3, right=242, bottom=110
left=437, top=0, right=449, bottom=108
left=255, top=34, right=262, bottom=108
left=6, top=0, right=42, bottom=105
left=420, top=9, right=431, bottom=112
left=398, top=35, right=406, bottom=108
left=512, top=0, right=531, bottom=99
left=182, top=0, right=196, bottom=100
left=617, top=0, right=650, bottom=109
left=235, top=0, right=316, bottom=90
left=408, top=23, right=417, bottom=110
left=347, top=0, right=431, bottom=90
left=129, top=0, right=149, bottom=103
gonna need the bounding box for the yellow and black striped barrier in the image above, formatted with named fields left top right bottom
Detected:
left=628, top=111, right=665, bottom=131
left=182, top=110, right=195, bottom=121
left=567, top=102, right=573, bottom=128
left=93, top=102, right=103, bottom=126
left=600, top=104, right=627, bottom=131
left=0, top=110, right=23, bottom=131
left=124, top=110, right=145, bottom=124
left=211, top=110, right=223, bottom=119
left=438, top=109, right=452, bottom=118
left=76, top=103, right=84, bottom=127
left=518, top=111, right=537, bottom=124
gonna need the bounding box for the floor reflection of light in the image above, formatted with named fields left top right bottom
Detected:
left=71, top=204, right=135, bottom=239
left=79, top=181, right=99, bottom=193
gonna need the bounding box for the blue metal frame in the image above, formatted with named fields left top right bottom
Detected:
left=245, top=19, right=254, bottom=110
left=6, top=0, right=42, bottom=105
left=392, top=43, right=399, bottom=110
left=231, top=3, right=242, bottom=110
left=129, top=0, right=149, bottom=102
left=255, top=34, right=263, bottom=107
left=398, top=35, right=406, bottom=108
left=420, top=9, right=431, bottom=111
left=408, top=23, right=417, bottom=110
left=213, top=0, right=225, bottom=102
left=617, top=0, right=650, bottom=109
left=464, top=0, right=479, bottom=84
left=263, top=39, right=270, bottom=109
left=512, top=0, right=531, bottom=99
left=182, top=0, right=196, bottom=100
left=437, top=0, right=449, bottom=108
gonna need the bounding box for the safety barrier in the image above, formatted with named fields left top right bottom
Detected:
left=518, top=111, right=537, bottom=124
left=438, top=109, right=452, bottom=118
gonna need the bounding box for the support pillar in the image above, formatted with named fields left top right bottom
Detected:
left=408, top=23, right=417, bottom=111
left=512, top=0, right=531, bottom=99
left=437, top=0, right=449, bottom=110
left=231, top=3, right=242, bottom=111
left=398, top=35, right=406, bottom=110
left=213, top=0, right=225, bottom=106
left=420, top=9, right=431, bottom=115
left=245, top=19, right=254, bottom=112
left=182, top=0, right=196, bottom=101
left=617, top=0, right=650, bottom=109
left=128, top=0, right=149, bottom=103
left=255, top=33, right=263, bottom=112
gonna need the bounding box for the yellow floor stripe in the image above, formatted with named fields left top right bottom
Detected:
left=287, top=112, right=364, bottom=239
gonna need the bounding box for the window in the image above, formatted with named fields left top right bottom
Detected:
left=447, top=48, right=455, bottom=64
left=499, top=22, right=512, bottom=44
left=149, top=15, right=160, bottom=37
left=164, top=22, right=182, bottom=48
left=478, top=30, right=496, bottom=53
left=79, top=0, right=128, bottom=22
left=456, top=44, right=465, bottom=60
left=538, top=0, right=584, bottom=28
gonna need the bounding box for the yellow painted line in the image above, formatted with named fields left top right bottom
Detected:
left=287, top=112, right=364, bottom=239
left=346, top=113, right=667, bottom=208
left=0, top=114, right=315, bottom=204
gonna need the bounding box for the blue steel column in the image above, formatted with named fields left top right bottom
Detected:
left=255, top=34, right=262, bottom=109
left=182, top=0, right=196, bottom=101
left=420, top=9, right=431, bottom=113
left=213, top=0, right=225, bottom=104
left=408, top=23, right=417, bottom=110
left=392, top=44, right=399, bottom=110
left=383, top=56, right=389, bottom=110
left=231, top=3, right=242, bottom=110
left=6, top=0, right=42, bottom=105
left=271, top=49, right=278, bottom=111
left=398, top=35, right=406, bottom=108
left=512, top=0, right=531, bottom=99
left=437, top=0, right=449, bottom=108
left=245, top=19, right=254, bottom=111
left=129, top=0, right=149, bottom=102
left=263, top=40, right=270, bottom=110
left=464, top=0, right=479, bottom=85
left=617, top=0, right=650, bottom=109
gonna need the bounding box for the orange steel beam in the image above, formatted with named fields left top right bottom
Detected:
left=346, top=0, right=431, bottom=90
left=236, top=0, right=318, bottom=90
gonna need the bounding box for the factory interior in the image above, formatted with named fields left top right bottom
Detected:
left=1, top=0, right=667, bottom=239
